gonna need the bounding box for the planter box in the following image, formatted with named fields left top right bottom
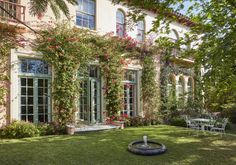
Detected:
left=111, top=121, right=125, bottom=129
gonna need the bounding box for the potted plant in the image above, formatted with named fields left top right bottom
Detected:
left=66, top=123, right=76, bottom=135
left=106, top=114, right=129, bottom=129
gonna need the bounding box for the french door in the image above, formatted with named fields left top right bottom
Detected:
left=122, top=83, right=136, bottom=117
left=20, top=77, right=51, bottom=123
left=79, top=78, right=101, bottom=123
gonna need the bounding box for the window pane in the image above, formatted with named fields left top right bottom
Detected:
left=28, top=97, right=33, bottom=104
left=21, top=97, right=26, bottom=104
left=20, top=59, right=49, bottom=75
left=45, top=80, right=48, bottom=87
left=27, top=60, right=37, bottom=73
left=116, top=10, right=124, bottom=24
left=28, top=106, right=33, bottom=114
left=28, top=115, right=34, bottom=122
left=21, top=87, right=26, bottom=95
left=89, top=15, right=95, bottom=29
left=38, top=97, right=43, bottom=104
left=137, top=21, right=144, bottom=30
left=21, top=59, right=27, bottom=72
left=21, top=106, right=26, bottom=114
left=27, top=78, right=33, bottom=87
left=116, top=23, right=125, bottom=37
left=21, top=115, right=26, bottom=121
left=38, top=115, right=44, bottom=122
left=38, top=79, right=44, bottom=87
left=38, top=106, right=44, bottom=113
left=38, top=88, right=44, bottom=96
left=76, top=0, right=95, bottom=29
left=28, top=88, right=33, bottom=96
left=21, top=78, right=26, bottom=86
left=76, top=12, right=83, bottom=26
left=88, top=1, right=95, bottom=15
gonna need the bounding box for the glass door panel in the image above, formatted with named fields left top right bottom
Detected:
left=37, top=79, right=50, bottom=122
left=20, top=78, right=34, bottom=122
left=122, top=83, right=136, bottom=117
left=90, top=79, right=100, bottom=123
left=20, top=77, right=50, bottom=123
left=79, top=78, right=100, bottom=123
left=79, top=81, right=88, bottom=121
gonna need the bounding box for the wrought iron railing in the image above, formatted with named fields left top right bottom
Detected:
left=0, top=0, right=25, bottom=22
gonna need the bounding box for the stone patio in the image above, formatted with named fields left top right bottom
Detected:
left=75, top=124, right=119, bottom=133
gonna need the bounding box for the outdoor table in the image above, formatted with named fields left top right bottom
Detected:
left=191, top=118, right=215, bottom=131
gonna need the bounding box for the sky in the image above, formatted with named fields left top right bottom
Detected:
left=174, top=1, right=199, bottom=16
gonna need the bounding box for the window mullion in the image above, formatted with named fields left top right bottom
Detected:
left=48, top=78, right=51, bottom=122
left=34, top=78, right=38, bottom=123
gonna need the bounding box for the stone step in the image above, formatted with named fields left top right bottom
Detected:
left=75, top=124, right=119, bottom=133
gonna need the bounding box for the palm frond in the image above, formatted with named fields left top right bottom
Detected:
left=54, top=0, right=70, bottom=19
left=29, top=0, right=49, bottom=16
left=29, top=0, right=79, bottom=19
left=66, top=0, right=78, bottom=5
left=49, top=0, right=61, bottom=19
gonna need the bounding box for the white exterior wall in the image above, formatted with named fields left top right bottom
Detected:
left=19, top=0, right=191, bottom=43
left=8, top=0, right=193, bottom=122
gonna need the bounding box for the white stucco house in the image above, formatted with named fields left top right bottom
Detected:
left=0, top=0, right=195, bottom=127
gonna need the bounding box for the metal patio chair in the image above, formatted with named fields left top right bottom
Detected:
left=210, top=118, right=228, bottom=134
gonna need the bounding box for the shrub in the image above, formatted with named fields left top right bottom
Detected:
left=170, top=117, right=186, bottom=127
left=37, top=123, right=56, bottom=136
left=129, top=116, right=143, bottom=127
left=0, top=121, right=40, bottom=138
left=151, top=118, right=161, bottom=125
left=128, top=116, right=161, bottom=127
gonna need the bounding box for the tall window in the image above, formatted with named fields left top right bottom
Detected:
left=187, top=77, right=194, bottom=101
left=76, top=0, right=95, bottom=29
left=170, top=29, right=179, bottom=56
left=167, top=74, right=175, bottom=99
left=116, top=9, right=125, bottom=37
left=177, top=76, right=185, bottom=101
left=122, top=70, right=137, bottom=117
left=170, top=29, right=179, bottom=42
left=20, top=59, right=51, bottom=123
left=136, top=20, right=145, bottom=42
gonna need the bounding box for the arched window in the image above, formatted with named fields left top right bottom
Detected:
left=136, top=20, right=145, bottom=42
left=187, top=77, right=194, bottom=101
left=177, top=76, right=185, bottom=100
left=170, top=29, right=179, bottom=56
left=170, top=29, right=179, bottom=42
left=183, top=35, right=191, bottom=50
left=167, top=74, right=176, bottom=98
left=116, top=9, right=125, bottom=37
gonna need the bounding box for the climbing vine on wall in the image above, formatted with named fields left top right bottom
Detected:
left=35, top=23, right=97, bottom=128
left=140, top=49, right=160, bottom=118
left=34, top=22, right=141, bottom=128
left=0, top=24, right=19, bottom=106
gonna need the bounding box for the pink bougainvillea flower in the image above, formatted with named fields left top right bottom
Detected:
left=47, top=38, right=53, bottom=42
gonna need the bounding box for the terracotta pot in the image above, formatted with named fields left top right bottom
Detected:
left=112, top=121, right=125, bottom=129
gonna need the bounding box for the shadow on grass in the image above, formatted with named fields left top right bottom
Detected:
left=0, top=125, right=235, bottom=165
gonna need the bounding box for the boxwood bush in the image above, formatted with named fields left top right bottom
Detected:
left=0, top=121, right=40, bottom=138
left=170, top=117, right=186, bottom=127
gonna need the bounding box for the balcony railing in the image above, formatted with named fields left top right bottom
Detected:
left=171, top=48, right=194, bottom=62
left=0, top=0, right=25, bottom=22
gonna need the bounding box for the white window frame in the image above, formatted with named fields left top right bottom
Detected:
left=10, top=49, right=52, bottom=123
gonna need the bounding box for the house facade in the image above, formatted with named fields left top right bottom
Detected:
left=0, top=0, right=195, bottom=127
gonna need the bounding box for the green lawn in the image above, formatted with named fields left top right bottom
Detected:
left=0, top=125, right=236, bottom=165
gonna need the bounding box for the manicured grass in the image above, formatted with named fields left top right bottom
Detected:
left=0, top=125, right=236, bottom=165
